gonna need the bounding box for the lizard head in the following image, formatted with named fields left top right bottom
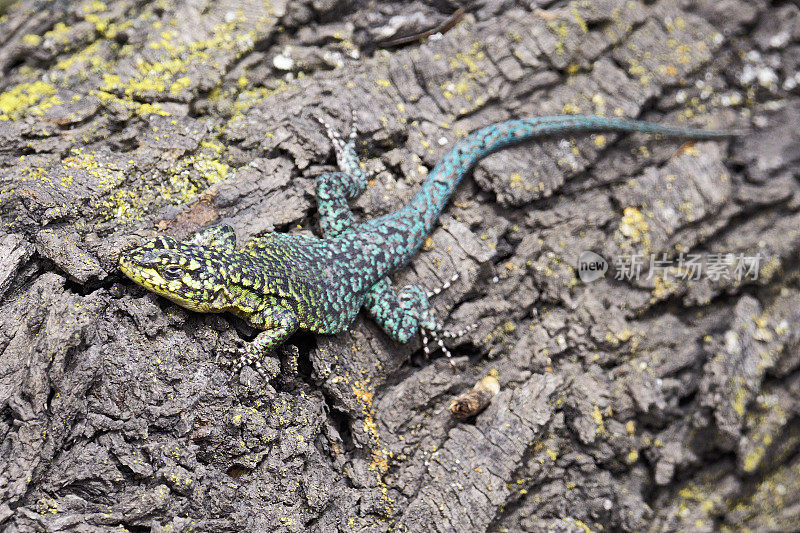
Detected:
left=119, top=236, right=231, bottom=312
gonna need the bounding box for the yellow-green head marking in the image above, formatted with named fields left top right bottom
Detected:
left=119, top=236, right=231, bottom=312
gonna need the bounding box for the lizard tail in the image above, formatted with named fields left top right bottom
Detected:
left=416, top=115, right=741, bottom=223
left=361, top=115, right=741, bottom=272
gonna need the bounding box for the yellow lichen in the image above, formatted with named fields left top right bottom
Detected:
left=732, top=382, right=748, bottom=416
left=95, top=90, right=170, bottom=117
left=618, top=206, right=651, bottom=250
left=22, top=33, right=42, bottom=46
left=743, top=446, right=765, bottom=473
left=592, top=405, right=606, bottom=436
left=100, top=18, right=256, bottom=101
left=0, top=81, right=61, bottom=120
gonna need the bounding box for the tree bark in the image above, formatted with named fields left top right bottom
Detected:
left=1, top=0, right=798, bottom=531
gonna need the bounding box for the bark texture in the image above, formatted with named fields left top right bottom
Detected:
left=1, top=0, right=799, bottom=531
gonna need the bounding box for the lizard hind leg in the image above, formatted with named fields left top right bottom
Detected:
left=313, top=111, right=367, bottom=183
left=313, top=112, right=369, bottom=238
left=315, top=172, right=360, bottom=237
left=365, top=277, right=475, bottom=368
left=421, top=319, right=479, bottom=368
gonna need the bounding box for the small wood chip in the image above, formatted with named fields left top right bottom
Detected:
left=450, top=370, right=500, bottom=419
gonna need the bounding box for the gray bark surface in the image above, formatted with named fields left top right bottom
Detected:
left=1, top=0, right=799, bottom=531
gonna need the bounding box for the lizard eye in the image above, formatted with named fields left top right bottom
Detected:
left=162, top=266, right=183, bottom=280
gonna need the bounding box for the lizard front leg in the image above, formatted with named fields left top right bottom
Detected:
left=231, top=305, right=299, bottom=374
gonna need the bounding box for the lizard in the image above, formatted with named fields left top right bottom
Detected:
left=119, top=114, right=739, bottom=373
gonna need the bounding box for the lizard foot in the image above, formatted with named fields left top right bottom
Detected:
left=420, top=321, right=478, bottom=369
left=398, top=276, right=478, bottom=368
left=221, top=345, right=273, bottom=380
left=313, top=109, right=358, bottom=149
left=312, top=110, right=365, bottom=180
left=426, top=273, right=459, bottom=298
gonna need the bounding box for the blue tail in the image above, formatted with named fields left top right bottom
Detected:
left=359, top=115, right=741, bottom=272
